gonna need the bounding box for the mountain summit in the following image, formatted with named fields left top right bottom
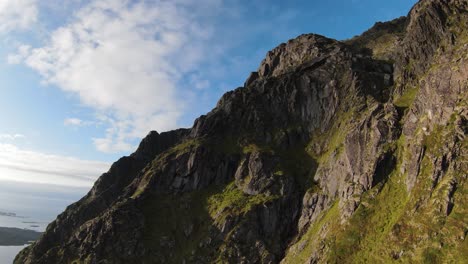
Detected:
left=16, top=0, right=467, bottom=263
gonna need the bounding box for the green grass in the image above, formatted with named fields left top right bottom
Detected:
left=328, top=117, right=462, bottom=262
left=282, top=123, right=463, bottom=263
left=149, top=138, right=203, bottom=168
left=207, top=182, right=279, bottom=224
left=242, top=143, right=274, bottom=154
left=240, top=139, right=317, bottom=191
left=393, top=86, right=418, bottom=108
left=141, top=181, right=280, bottom=263
left=344, top=17, right=406, bottom=61
left=422, top=124, right=451, bottom=157
left=281, top=11, right=468, bottom=263
left=326, top=168, right=409, bottom=263
left=282, top=201, right=340, bottom=264
left=307, top=107, right=356, bottom=165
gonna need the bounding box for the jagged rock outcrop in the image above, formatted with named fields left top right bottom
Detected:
left=16, top=129, right=189, bottom=264
left=16, top=0, right=467, bottom=263
left=345, top=16, right=407, bottom=61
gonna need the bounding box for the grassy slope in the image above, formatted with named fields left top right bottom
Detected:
left=282, top=13, right=468, bottom=262
left=283, top=106, right=466, bottom=264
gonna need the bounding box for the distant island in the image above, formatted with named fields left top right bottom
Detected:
left=0, top=211, right=17, bottom=217
left=0, top=211, right=26, bottom=219
left=0, top=227, right=42, bottom=246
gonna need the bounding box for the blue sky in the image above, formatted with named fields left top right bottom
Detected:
left=0, top=0, right=417, bottom=190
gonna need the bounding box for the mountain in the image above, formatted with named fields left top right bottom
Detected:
left=15, top=0, right=467, bottom=263
left=0, top=227, right=41, bottom=246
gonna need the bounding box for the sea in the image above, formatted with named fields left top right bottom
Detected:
left=0, top=246, right=26, bottom=264
left=0, top=180, right=90, bottom=264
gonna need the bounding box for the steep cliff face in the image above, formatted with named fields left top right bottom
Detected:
left=283, top=1, right=468, bottom=263
left=16, top=0, right=467, bottom=263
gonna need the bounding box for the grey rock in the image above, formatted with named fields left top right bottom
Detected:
left=15, top=1, right=468, bottom=263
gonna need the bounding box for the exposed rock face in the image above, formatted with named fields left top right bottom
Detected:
left=345, top=16, right=407, bottom=61
left=16, top=129, right=189, bottom=264
left=257, top=34, right=341, bottom=78
left=16, top=0, right=468, bottom=263
left=313, top=102, right=400, bottom=219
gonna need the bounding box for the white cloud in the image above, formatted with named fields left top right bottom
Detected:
left=64, top=118, right=83, bottom=126
left=0, top=134, right=25, bottom=140
left=7, top=44, right=31, bottom=64
left=13, top=0, right=219, bottom=153
left=189, top=74, right=211, bottom=90
left=9, top=0, right=301, bottom=154
left=63, top=117, right=95, bottom=127
left=0, top=143, right=110, bottom=187
left=0, top=0, right=38, bottom=33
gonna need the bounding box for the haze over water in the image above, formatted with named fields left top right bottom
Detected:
left=0, top=180, right=89, bottom=263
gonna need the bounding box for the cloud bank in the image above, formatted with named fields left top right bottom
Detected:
left=0, top=143, right=110, bottom=187
left=9, top=0, right=301, bottom=154
left=14, top=0, right=219, bottom=153
left=0, top=134, right=25, bottom=140
left=0, top=0, right=38, bottom=33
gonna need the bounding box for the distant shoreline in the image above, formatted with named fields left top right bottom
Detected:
left=0, top=227, right=42, bottom=246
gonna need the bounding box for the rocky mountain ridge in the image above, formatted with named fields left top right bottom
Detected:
left=16, top=0, right=467, bottom=263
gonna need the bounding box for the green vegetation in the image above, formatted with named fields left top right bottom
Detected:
left=307, top=106, right=357, bottom=165
left=327, top=168, right=408, bottom=263
left=289, top=133, right=407, bottom=263
left=393, top=85, right=418, bottom=108
left=403, top=58, right=415, bottom=73
left=422, top=123, right=453, bottom=156
left=141, top=186, right=220, bottom=263
left=400, top=113, right=468, bottom=263
left=329, top=112, right=465, bottom=262
left=208, top=182, right=279, bottom=223
left=242, top=143, right=274, bottom=154
left=282, top=201, right=340, bottom=264
left=150, top=138, right=203, bottom=166
left=141, top=181, right=280, bottom=263
left=231, top=133, right=317, bottom=191
left=136, top=23, right=467, bottom=261
left=344, top=17, right=406, bottom=61
left=283, top=104, right=467, bottom=262
left=70, top=256, right=92, bottom=264
left=448, top=5, right=468, bottom=48
left=132, top=138, right=203, bottom=198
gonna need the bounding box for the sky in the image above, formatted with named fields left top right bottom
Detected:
left=0, top=0, right=418, bottom=195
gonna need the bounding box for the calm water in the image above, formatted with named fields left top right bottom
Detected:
left=0, top=214, right=48, bottom=232
left=0, top=180, right=90, bottom=230
left=0, top=180, right=90, bottom=263
left=0, top=245, right=27, bottom=264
